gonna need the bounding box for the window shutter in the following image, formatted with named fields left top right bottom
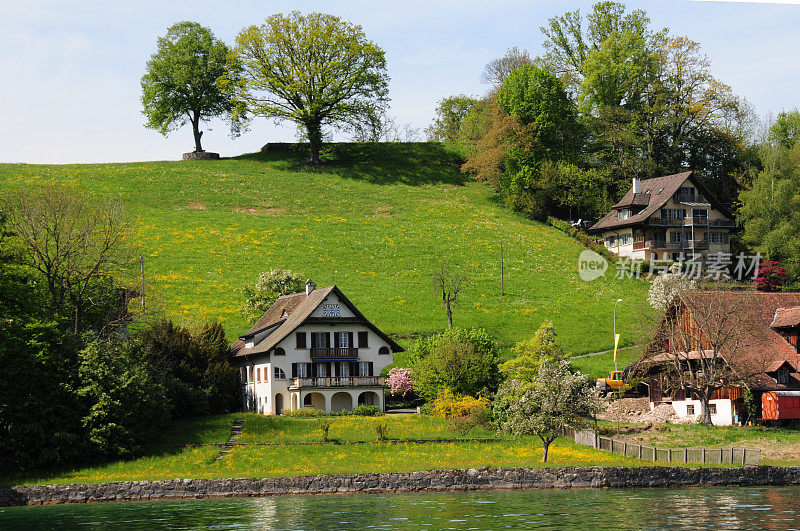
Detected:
left=334, top=331, right=341, bottom=347
left=292, top=363, right=297, bottom=378
left=325, top=332, right=331, bottom=348
left=296, top=332, right=306, bottom=349
left=333, top=362, right=338, bottom=377
left=368, top=362, right=374, bottom=376
left=358, top=331, right=368, bottom=348
left=347, top=332, right=354, bottom=349
left=351, top=362, right=358, bottom=376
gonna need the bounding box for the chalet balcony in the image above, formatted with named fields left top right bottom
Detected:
left=647, top=218, right=682, bottom=227
left=682, top=216, right=733, bottom=227
left=632, top=240, right=708, bottom=251
left=674, top=193, right=704, bottom=203
left=289, top=376, right=386, bottom=389
left=310, top=347, right=359, bottom=360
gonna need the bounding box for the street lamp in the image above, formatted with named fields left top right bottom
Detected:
left=613, top=298, right=623, bottom=372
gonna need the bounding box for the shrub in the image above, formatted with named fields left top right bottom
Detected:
left=318, top=419, right=332, bottom=442
left=375, top=421, right=389, bottom=441
left=754, top=260, right=788, bottom=292
left=241, top=269, right=305, bottom=322
left=332, top=405, right=382, bottom=416
left=285, top=408, right=324, bottom=418
left=411, top=328, right=501, bottom=401
left=431, top=389, right=490, bottom=419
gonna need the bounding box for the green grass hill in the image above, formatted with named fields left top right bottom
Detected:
left=2, top=143, right=648, bottom=365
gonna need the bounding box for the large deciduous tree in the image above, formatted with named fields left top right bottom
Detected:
left=141, top=21, right=238, bottom=153
left=228, top=11, right=390, bottom=165
left=3, top=185, right=129, bottom=333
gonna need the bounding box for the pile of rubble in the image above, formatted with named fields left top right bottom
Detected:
left=597, top=397, right=687, bottom=424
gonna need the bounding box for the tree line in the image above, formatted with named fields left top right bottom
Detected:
left=0, top=186, right=238, bottom=475
left=427, top=1, right=799, bottom=287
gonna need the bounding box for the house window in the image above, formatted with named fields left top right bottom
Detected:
left=312, top=332, right=327, bottom=348
left=708, top=232, right=729, bottom=245
left=358, top=361, right=371, bottom=376
left=245, top=339, right=254, bottom=348
left=274, top=367, right=286, bottom=380
left=692, top=208, right=708, bottom=220
left=296, top=332, right=307, bottom=349
left=777, top=368, right=790, bottom=385
left=297, top=363, right=309, bottom=378
left=323, top=303, right=340, bottom=317
left=708, top=404, right=717, bottom=415
left=304, top=394, right=313, bottom=406
left=358, top=331, right=368, bottom=348
left=240, top=367, right=247, bottom=383
left=662, top=208, right=686, bottom=220
left=677, top=186, right=695, bottom=199
left=248, top=366, right=254, bottom=383
left=617, top=209, right=630, bottom=220
left=274, top=347, right=286, bottom=356
left=337, top=332, right=349, bottom=348
left=339, top=362, right=350, bottom=377
left=379, top=346, right=390, bottom=355
left=263, top=369, right=269, bottom=383
left=316, top=364, right=328, bottom=378
left=605, top=235, right=617, bottom=247
left=618, top=233, right=631, bottom=246
left=686, top=404, right=695, bottom=416
left=256, top=368, right=261, bottom=383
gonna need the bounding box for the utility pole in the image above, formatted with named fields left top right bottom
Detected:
left=140, top=255, right=146, bottom=314
left=500, top=242, right=505, bottom=296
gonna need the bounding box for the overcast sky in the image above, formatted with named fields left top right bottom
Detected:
left=2, top=0, right=799, bottom=164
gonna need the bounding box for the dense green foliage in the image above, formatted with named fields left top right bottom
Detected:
left=739, top=143, right=800, bottom=283
left=450, top=1, right=755, bottom=222
left=227, top=11, right=389, bottom=164
left=410, top=328, right=501, bottom=401
left=141, top=21, right=238, bottom=152
left=241, top=269, right=305, bottom=323
left=0, top=200, right=237, bottom=474
left=500, top=320, right=568, bottom=381
left=425, top=95, right=479, bottom=143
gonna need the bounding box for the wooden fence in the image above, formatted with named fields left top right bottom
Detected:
left=560, top=426, right=760, bottom=466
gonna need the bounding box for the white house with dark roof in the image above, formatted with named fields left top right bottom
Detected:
left=589, top=171, right=734, bottom=262
left=230, top=280, right=403, bottom=414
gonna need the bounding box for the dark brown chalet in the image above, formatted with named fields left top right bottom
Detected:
left=640, top=291, right=800, bottom=425
left=589, top=172, right=734, bottom=262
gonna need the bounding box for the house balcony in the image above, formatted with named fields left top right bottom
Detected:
left=289, top=376, right=386, bottom=389
left=310, top=347, right=359, bottom=360
left=682, top=216, right=734, bottom=227
left=632, top=240, right=708, bottom=251
left=647, top=218, right=682, bottom=227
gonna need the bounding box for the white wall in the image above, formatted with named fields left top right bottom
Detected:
left=666, top=399, right=735, bottom=426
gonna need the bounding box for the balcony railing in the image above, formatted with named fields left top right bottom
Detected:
left=674, top=193, right=702, bottom=203
left=647, top=218, right=682, bottom=226
left=289, top=376, right=386, bottom=389
left=647, top=217, right=734, bottom=228
left=310, top=347, right=359, bottom=360
left=632, top=240, right=710, bottom=251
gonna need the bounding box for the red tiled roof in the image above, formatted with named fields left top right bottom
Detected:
left=771, top=307, right=800, bottom=329
left=644, top=291, right=800, bottom=391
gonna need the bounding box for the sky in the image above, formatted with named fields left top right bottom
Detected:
left=1, top=0, right=799, bottom=164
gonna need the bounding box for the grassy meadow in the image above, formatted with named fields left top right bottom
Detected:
left=7, top=414, right=642, bottom=486
left=1, top=143, right=650, bottom=363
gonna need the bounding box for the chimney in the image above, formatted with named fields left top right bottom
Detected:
left=632, top=177, right=641, bottom=194
left=305, top=279, right=316, bottom=296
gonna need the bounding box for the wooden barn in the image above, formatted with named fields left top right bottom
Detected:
left=640, top=291, right=800, bottom=425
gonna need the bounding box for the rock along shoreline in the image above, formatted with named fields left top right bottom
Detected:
left=4, top=466, right=800, bottom=506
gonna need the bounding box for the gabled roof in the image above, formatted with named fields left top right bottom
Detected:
left=589, top=171, right=734, bottom=232
left=643, top=291, right=800, bottom=390
left=231, top=285, right=404, bottom=358
left=771, top=307, right=800, bottom=329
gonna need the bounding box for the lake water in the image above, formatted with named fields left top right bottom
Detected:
left=3, top=486, right=800, bottom=529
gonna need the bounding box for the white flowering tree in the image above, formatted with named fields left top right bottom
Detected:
left=648, top=263, right=697, bottom=311
left=494, top=361, right=598, bottom=462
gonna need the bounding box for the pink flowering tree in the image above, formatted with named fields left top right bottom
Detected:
left=387, top=367, right=414, bottom=396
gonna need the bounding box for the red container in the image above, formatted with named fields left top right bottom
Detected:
left=762, top=391, right=800, bottom=420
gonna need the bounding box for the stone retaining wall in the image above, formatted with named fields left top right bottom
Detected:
left=4, top=466, right=800, bottom=506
